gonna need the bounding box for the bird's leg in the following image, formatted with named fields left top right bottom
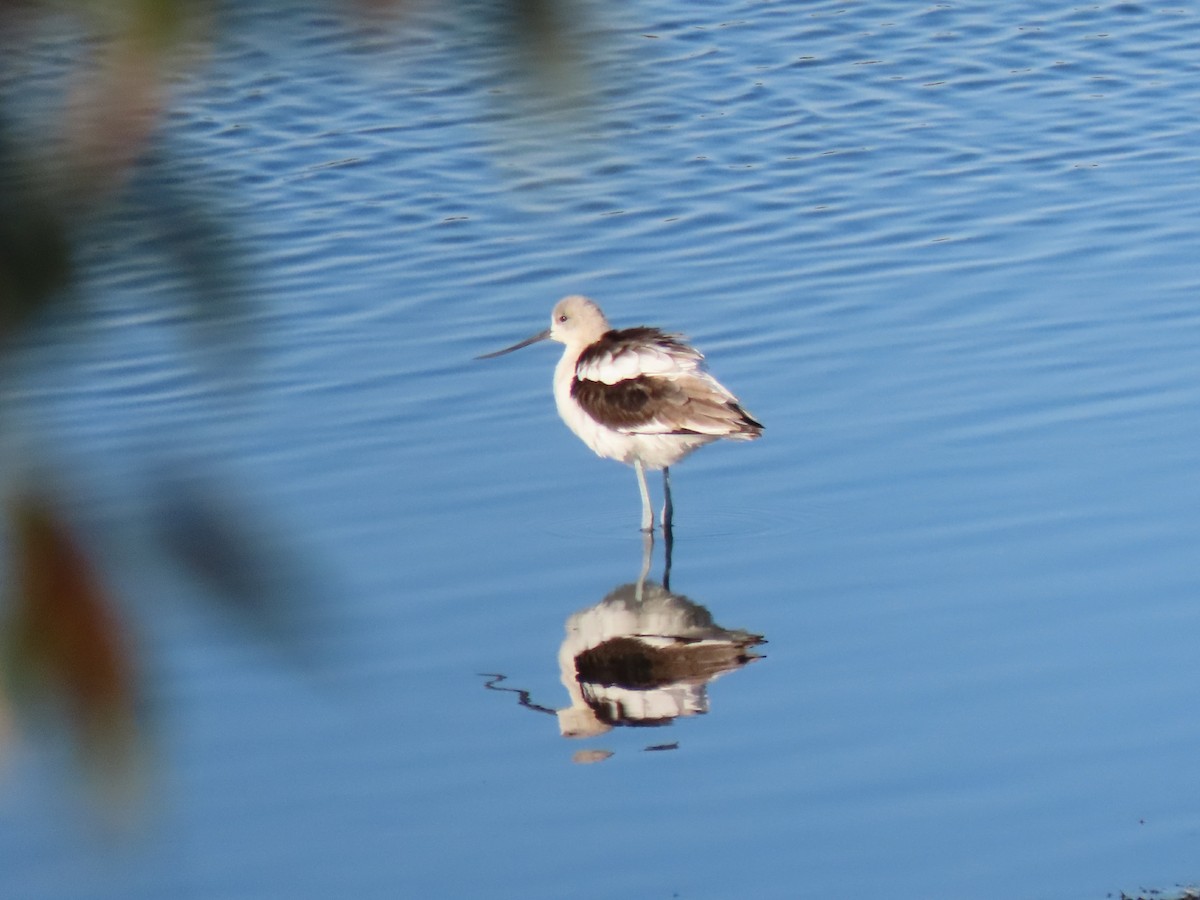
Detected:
left=637, top=528, right=653, bottom=602
left=662, top=517, right=674, bottom=591
left=661, top=467, right=674, bottom=589
left=635, top=459, right=654, bottom=533
left=661, top=466, right=674, bottom=533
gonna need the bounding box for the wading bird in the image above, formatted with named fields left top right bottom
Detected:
left=478, top=296, right=763, bottom=532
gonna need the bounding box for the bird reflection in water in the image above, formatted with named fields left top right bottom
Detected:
left=482, top=535, right=764, bottom=760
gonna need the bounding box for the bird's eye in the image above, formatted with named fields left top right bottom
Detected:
left=558, top=314, right=568, bottom=323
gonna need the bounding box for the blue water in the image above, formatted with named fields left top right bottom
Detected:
left=3, top=1, right=1200, bottom=898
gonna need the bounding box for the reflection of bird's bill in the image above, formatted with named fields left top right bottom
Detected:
left=571, top=749, right=614, bottom=765
left=474, top=328, right=550, bottom=359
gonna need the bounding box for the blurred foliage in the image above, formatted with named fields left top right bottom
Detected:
left=0, top=0, right=211, bottom=326
left=0, top=0, right=581, bottom=807
left=0, top=163, right=71, bottom=336
left=2, top=496, right=142, bottom=800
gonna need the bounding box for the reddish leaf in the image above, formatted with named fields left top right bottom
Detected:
left=5, top=498, right=141, bottom=793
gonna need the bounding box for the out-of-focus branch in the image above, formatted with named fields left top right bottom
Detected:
left=0, top=0, right=591, bottom=812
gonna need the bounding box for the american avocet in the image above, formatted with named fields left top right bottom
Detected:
left=557, top=579, right=765, bottom=738
left=477, top=295, right=763, bottom=532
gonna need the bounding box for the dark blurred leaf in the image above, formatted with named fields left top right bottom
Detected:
left=0, top=201, right=72, bottom=334
left=0, top=132, right=73, bottom=337
left=159, top=485, right=286, bottom=621
left=125, top=155, right=255, bottom=356
left=154, top=469, right=326, bottom=663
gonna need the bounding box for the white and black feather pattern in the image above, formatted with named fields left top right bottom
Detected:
left=569, top=328, right=762, bottom=439
left=574, top=327, right=702, bottom=385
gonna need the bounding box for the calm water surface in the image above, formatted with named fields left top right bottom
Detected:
left=4, top=1, right=1200, bottom=898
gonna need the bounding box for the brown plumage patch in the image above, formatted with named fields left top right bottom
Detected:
left=572, top=374, right=762, bottom=436
left=575, top=635, right=764, bottom=689
left=571, top=374, right=678, bottom=430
